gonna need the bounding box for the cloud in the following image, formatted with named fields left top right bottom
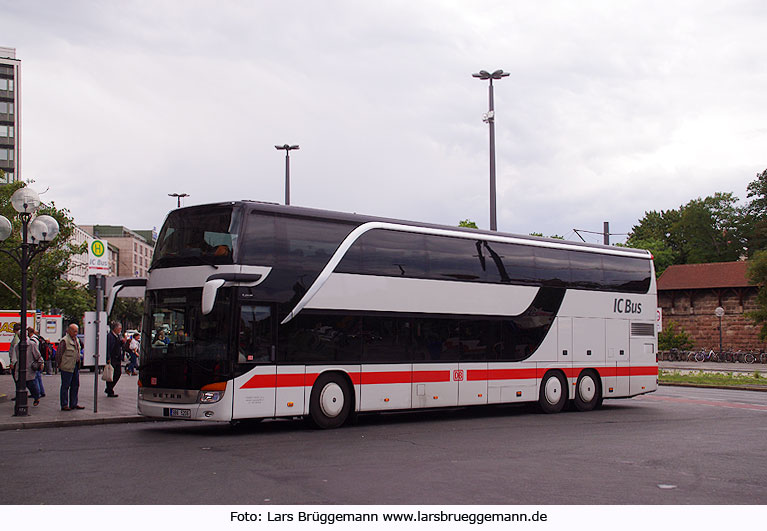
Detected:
left=2, top=0, right=765, bottom=243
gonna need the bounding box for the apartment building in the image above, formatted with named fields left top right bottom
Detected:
left=0, top=46, right=19, bottom=184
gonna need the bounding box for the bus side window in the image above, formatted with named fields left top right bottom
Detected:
left=238, top=305, right=273, bottom=363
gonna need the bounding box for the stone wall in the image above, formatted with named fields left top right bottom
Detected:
left=658, top=288, right=765, bottom=351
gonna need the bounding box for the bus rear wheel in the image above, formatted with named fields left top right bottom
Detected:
left=538, top=371, right=568, bottom=414
left=310, top=373, right=352, bottom=429
left=573, top=370, right=601, bottom=412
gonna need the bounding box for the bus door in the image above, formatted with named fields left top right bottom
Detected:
left=232, top=304, right=277, bottom=420
left=411, top=319, right=459, bottom=409
left=605, top=319, right=628, bottom=398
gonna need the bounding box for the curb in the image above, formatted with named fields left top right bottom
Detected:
left=659, top=382, right=767, bottom=392
left=0, top=415, right=162, bottom=432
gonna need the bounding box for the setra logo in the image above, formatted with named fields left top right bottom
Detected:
left=453, top=369, right=464, bottom=382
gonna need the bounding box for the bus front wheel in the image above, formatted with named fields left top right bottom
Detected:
left=310, top=373, right=352, bottom=429
left=538, top=371, right=568, bottom=414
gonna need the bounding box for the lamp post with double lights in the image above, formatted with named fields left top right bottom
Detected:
left=168, top=193, right=189, bottom=208
left=472, top=69, right=509, bottom=232
left=0, top=186, right=60, bottom=416
left=275, top=144, right=299, bottom=205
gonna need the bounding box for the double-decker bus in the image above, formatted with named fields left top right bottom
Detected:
left=137, top=201, right=657, bottom=428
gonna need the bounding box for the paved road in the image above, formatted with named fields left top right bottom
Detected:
left=2, top=386, right=767, bottom=505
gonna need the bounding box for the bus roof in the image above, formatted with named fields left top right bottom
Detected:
left=172, top=200, right=651, bottom=258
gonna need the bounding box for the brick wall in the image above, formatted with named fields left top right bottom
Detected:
left=658, top=288, right=765, bottom=351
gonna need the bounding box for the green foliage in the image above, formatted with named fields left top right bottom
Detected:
left=659, top=369, right=767, bottom=387
left=746, top=249, right=767, bottom=340
left=51, top=280, right=94, bottom=326
left=622, top=237, right=675, bottom=276
left=529, top=232, right=564, bottom=239
left=458, top=219, right=478, bottom=229
left=112, top=297, right=144, bottom=330
left=658, top=321, right=694, bottom=350
left=0, top=181, right=88, bottom=312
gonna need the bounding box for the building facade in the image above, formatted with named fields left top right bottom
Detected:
left=657, top=261, right=764, bottom=351
left=79, top=225, right=155, bottom=278
left=65, top=225, right=119, bottom=284
left=0, top=46, right=19, bottom=184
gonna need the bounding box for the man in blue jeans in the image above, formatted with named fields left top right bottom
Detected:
left=57, top=323, right=84, bottom=411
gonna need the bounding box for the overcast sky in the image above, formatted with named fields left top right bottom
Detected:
left=2, top=0, right=766, bottom=244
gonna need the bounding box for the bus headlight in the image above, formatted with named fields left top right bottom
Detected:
left=199, top=390, right=224, bottom=404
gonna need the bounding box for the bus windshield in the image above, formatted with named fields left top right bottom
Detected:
left=141, top=288, right=233, bottom=389
left=152, top=205, right=240, bottom=268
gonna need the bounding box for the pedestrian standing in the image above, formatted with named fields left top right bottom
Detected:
left=126, top=333, right=140, bottom=375
left=58, top=323, right=85, bottom=410
left=11, top=328, right=44, bottom=406
left=27, top=327, right=46, bottom=398
left=8, top=323, right=20, bottom=389
left=105, top=322, right=123, bottom=397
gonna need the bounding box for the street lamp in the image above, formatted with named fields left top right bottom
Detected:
left=472, top=69, right=509, bottom=232
left=275, top=144, right=299, bottom=205
left=0, top=186, right=60, bottom=416
left=715, top=306, right=725, bottom=354
left=168, top=193, right=189, bottom=208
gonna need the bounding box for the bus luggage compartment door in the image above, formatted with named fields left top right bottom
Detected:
left=233, top=366, right=277, bottom=419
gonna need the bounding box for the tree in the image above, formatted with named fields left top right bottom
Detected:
left=112, top=297, right=144, bottom=330
left=626, top=193, right=745, bottom=268
left=51, top=280, right=93, bottom=327
left=0, top=181, right=88, bottom=311
left=458, top=219, right=478, bottom=229
left=658, top=321, right=694, bottom=351
left=622, top=237, right=676, bottom=277
left=742, top=169, right=767, bottom=255
left=746, top=249, right=767, bottom=340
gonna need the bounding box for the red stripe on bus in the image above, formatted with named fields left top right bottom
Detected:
left=361, top=371, right=411, bottom=385
left=240, top=366, right=659, bottom=389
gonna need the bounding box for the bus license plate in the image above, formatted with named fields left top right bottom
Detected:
left=170, top=408, right=191, bottom=418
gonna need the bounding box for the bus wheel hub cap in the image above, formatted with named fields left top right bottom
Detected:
left=320, top=383, right=344, bottom=417
left=579, top=376, right=596, bottom=402
left=545, top=377, right=561, bottom=404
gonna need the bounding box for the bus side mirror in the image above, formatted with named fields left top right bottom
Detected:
left=202, top=278, right=226, bottom=315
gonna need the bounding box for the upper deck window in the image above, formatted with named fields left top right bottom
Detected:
left=152, top=206, right=240, bottom=268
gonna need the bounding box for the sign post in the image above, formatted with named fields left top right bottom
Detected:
left=88, top=239, right=109, bottom=412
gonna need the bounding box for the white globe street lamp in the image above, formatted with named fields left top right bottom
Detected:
left=0, top=186, right=60, bottom=416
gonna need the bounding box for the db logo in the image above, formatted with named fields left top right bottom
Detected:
left=453, top=370, right=464, bottom=382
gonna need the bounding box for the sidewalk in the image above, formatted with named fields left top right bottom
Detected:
left=659, top=360, right=767, bottom=374
left=0, top=371, right=151, bottom=431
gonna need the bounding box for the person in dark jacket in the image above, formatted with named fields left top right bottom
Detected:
left=105, top=322, right=123, bottom=397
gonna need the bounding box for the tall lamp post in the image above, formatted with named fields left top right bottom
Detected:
left=715, top=306, right=725, bottom=354
left=472, top=69, right=509, bottom=232
left=0, top=187, right=60, bottom=416
left=275, top=144, right=299, bottom=205
left=168, top=193, right=189, bottom=208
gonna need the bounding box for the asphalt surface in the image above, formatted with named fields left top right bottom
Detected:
left=2, top=385, right=767, bottom=505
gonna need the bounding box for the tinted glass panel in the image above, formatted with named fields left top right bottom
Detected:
left=241, top=213, right=355, bottom=273
left=569, top=251, right=604, bottom=289
left=602, top=255, right=652, bottom=292
left=237, top=305, right=273, bottom=364
left=427, top=236, right=489, bottom=282
left=141, top=288, right=233, bottom=389
left=153, top=206, right=238, bottom=268
left=534, top=247, right=571, bottom=287
left=362, top=317, right=413, bottom=362
left=410, top=319, right=460, bottom=361
left=495, top=242, right=537, bottom=284
left=279, top=313, right=362, bottom=363
left=339, top=229, right=428, bottom=278
left=459, top=319, right=502, bottom=361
